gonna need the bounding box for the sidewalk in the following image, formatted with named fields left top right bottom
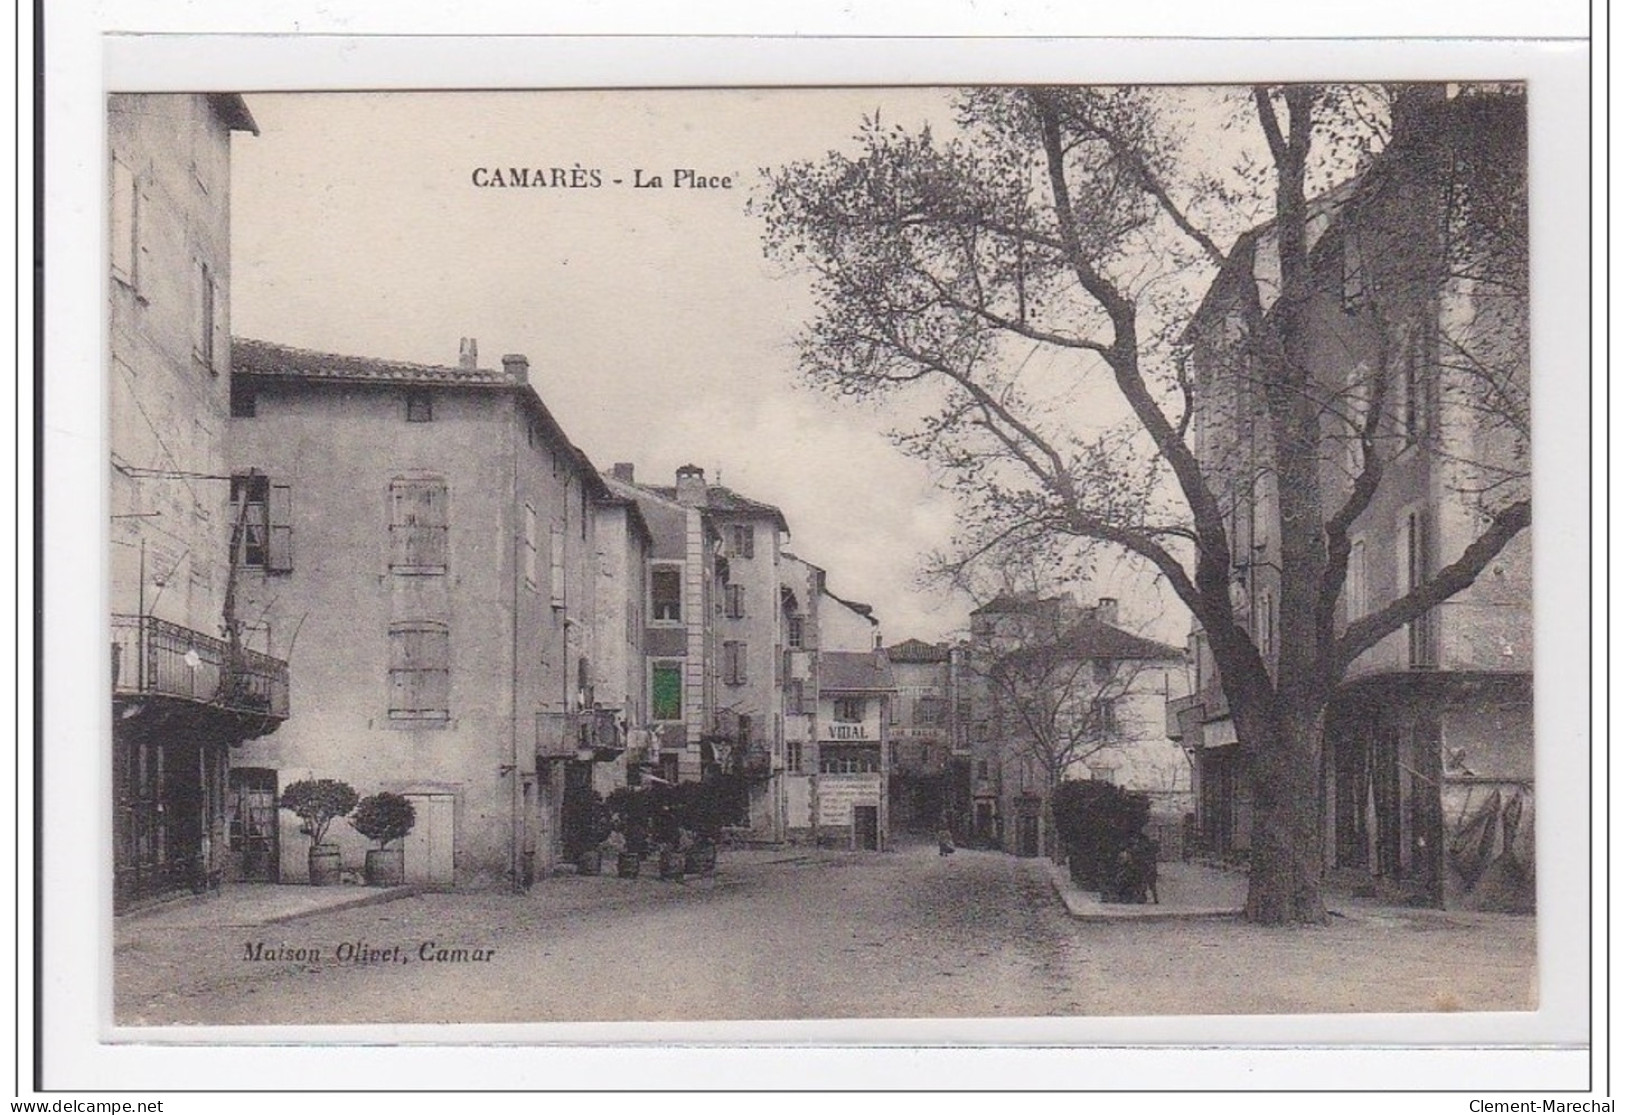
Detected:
left=116, top=882, right=418, bottom=951
left=1049, top=860, right=1246, bottom=921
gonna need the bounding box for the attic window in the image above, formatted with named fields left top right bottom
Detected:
left=406, top=389, right=433, bottom=423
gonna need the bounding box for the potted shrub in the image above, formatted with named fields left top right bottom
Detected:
left=1052, top=779, right=1151, bottom=897
left=572, top=790, right=612, bottom=876
left=605, top=787, right=649, bottom=878
left=349, top=792, right=416, bottom=886
left=682, top=779, right=731, bottom=875
left=279, top=778, right=358, bottom=886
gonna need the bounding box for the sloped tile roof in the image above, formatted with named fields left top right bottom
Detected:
left=820, top=650, right=896, bottom=692
left=969, top=593, right=1053, bottom=617
left=886, top=638, right=950, bottom=663
left=998, top=617, right=1183, bottom=667
left=622, top=482, right=790, bottom=533
left=233, top=337, right=516, bottom=387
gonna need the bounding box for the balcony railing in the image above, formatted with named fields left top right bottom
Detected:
left=536, top=708, right=625, bottom=760
left=111, top=613, right=289, bottom=720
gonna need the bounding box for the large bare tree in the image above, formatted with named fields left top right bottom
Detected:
left=760, top=83, right=1529, bottom=923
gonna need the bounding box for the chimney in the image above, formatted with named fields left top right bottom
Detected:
left=611, top=462, right=636, bottom=483
left=675, top=464, right=707, bottom=507
left=458, top=337, right=478, bottom=370
left=1095, top=597, right=1119, bottom=627
left=501, top=353, right=529, bottom=384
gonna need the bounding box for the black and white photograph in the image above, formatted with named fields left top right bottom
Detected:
left=101, top=76, right=1552, bottom=1032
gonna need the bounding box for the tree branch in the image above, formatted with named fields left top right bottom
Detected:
left=1044, top=89, right=1228, bottom=267
left=1332, top=497, right=1530, bottom=671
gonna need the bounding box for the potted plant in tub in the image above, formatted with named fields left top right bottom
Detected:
left=605, top=787, right=648, bottom=878
left=349, top=791, right=416, bottom=886
left=279, top=778, right=358, bottom=886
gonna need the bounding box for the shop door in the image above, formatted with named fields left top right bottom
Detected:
left=853, top=805, right=879, bottom=851
left=228, top=767, right=280, bottom=882
left=403, top=793, right=455, bottom=887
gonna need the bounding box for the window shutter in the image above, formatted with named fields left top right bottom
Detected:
left=523, top=505, right=538, bottom=589
left=390, top=621, right=449, bottom=720
left=549, top=523, right=566, bottom=607
left=390, top=478, right=448, bottom=571
left=267, top=483, right=294, bottom=572
left=192, top=260, right=209, bottom=361
left=742, top=525, right=754, bottom=559
left=211, top=272, right=228, bottom=374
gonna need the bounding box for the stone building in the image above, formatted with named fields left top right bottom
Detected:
left=775, top=553, right=897, bottom=847
left=603, top=464, right=791, bottom=840
left=966, top=594, right=1185, bottom=856
left=884, top=639, right=967, bottom=838
left=225, top=337, right=615, bottom=888
left=1168, top=87, right=1532, bottom=910
left=108, top=93, right=289, bottom=911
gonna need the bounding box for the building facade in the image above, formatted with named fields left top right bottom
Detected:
left=884, top=640, right=967, bottom=838
left=108, top=93, right=291, bottom=911
left=225, top=338, right=618, bottom=889
left=1167, top=87, right=1532, bottom=911
left=603, top=464, right=792, bottom=840
left=966, top=594, right=1185, bottom=856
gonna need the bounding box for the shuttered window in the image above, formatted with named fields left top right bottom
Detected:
left=389, top=621, right=450, bottom=721
left=193, top=259, right=223, bottom=373
left=651, top=662, right=683, bottom=722
left=723, top=641, right=747, bottom=686
left=651, top=565, right=682, bottom=622
left=230, top=474, right=293, bottom=573
left=523, top=504, right=538, bottom=590
left=725, top=583, right=746, bottom=619
left=389, top=478, right=448, bottom=572
left=549, top=523, right=566, bottom=607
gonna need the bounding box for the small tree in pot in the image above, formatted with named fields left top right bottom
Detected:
left=605, top=786, right=651, bottom=877
left=279, top=778, right=358, bottom=886
left=349, top=792, right=416, bottom=886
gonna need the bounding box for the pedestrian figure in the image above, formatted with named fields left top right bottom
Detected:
left=1108, top=833, right=1160, bottom=904
left=938, top=827, right=956, bottom=856
left=1132, top=833, right=1160, bottom=905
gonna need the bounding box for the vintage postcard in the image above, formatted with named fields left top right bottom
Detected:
left=105, top=78, right=1552, bottom=1020
left=41, top=25, right=1593, bottom=1093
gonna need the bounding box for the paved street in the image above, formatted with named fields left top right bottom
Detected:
left=116, top=841, right=1535, bottom=1025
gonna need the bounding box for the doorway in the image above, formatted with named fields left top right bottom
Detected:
left=403, top=792, right=455, bottom=887
left=228, top=767, right=279, bottom=882
left=853, top=804, right=879, bottom=851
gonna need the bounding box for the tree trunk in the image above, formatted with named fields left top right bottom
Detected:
left=1239, top=698, right=1329, bottom=924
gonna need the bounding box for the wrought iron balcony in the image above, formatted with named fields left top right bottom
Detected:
left=111, top=613, right=289, bottom=720
left=536, top=707, right=625, bottom=760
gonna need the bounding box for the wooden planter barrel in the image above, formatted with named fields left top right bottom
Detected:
left=364, top=847, right=405, bottom=886
left=616, top=852, right=641, bottom=879
left=308, top=844, right=342, bottom=887
left=577, top=847, right=604, bottom=876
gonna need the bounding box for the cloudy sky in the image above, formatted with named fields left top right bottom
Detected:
left=228, top=89, right=1187, bottom=644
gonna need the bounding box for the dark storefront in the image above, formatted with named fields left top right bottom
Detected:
left=112, top=614, right=288, bottom=911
